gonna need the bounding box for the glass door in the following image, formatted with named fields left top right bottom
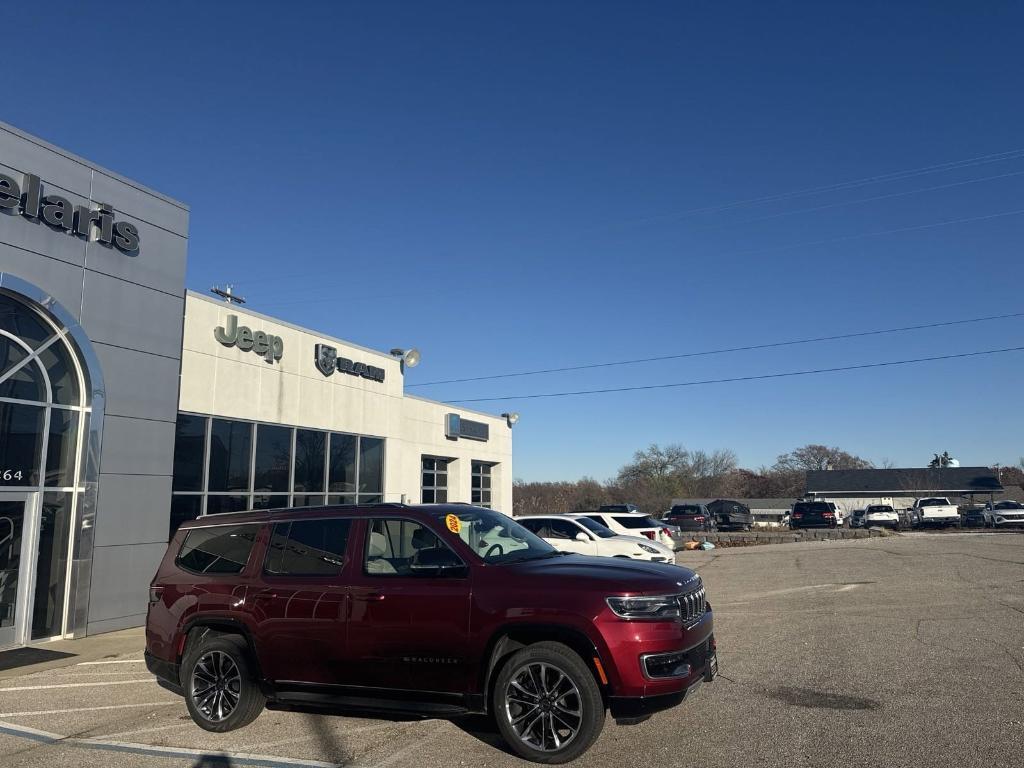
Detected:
left=0, top=492, right=40, bottom=650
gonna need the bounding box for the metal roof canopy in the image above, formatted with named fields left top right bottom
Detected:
left=804, top=467, right=1002, bottom=497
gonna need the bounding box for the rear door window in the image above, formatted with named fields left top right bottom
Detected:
left=176, top=524, right=260, bottom=574
left=264, top=518, right=351, bottom=576
left=612, top=515, right=658, bottom=529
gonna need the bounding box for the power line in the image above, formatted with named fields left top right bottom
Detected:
left=631, top=148, right=1024, bottom=225
left=445, top=345, right=1024, bottom=403
left=229, top=146, right=1024, bottom=292
left=408, top=311, right=1024, bottom=387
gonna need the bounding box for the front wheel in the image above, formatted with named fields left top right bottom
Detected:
left=493, top=641, right=605, bottom=764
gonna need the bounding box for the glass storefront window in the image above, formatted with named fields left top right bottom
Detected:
left=294, top=430, right=326, bottom=493
left=329, top=433, right=357, bottom=493
left=206, top=495, right=250, bottom=515
left=252, top=493, right=289, bottom=510
left=0, top=296, right=52, bottom=349
left=172, top=414, right=206, bottom=492
left=327, top=494, right=357, bottom=506
left=44, top=409, right=78, bottom=488
left=292, top=494, right=325, bottom=507
left=359, top=437, right=384, bottom=494
left=208, top=419, right=252, bottom=492
left=0, top=401, right=44, bottom=487
left=254, top=424, right=292, bottom=493
left=169, top=495, right=202, bottom=538
left=0, top=348, right=45, bottom=402
left=36, top=342, right=80, bottom=406
left=31, top=492, right=72, bottom=640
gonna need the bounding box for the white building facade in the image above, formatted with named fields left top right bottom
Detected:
left=172, top=293, right=513, bottom=532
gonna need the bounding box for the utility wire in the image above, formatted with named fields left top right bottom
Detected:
left=408, top=311, right=1024, bottom=387
left=446, top=345, right=1024, bottom=403
left=232, top=147, right=1024, bottom=291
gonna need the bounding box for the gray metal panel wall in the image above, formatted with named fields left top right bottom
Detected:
left=0, top=121, right=189, bottom=637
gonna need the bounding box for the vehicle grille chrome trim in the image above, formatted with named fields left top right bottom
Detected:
left=677, top=586, right=707, bottom=624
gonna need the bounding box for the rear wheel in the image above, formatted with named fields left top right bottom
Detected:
left=182, top=633, right=264, bottom=732
left=492, top=642, right=605, bottom=764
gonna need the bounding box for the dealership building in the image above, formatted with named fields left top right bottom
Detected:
left=0, top=121, right=513, bottom=650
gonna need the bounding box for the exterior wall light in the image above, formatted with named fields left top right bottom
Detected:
left=390, top=347, right=421, bottom=374
left=501, top=412, right=520, bottom=428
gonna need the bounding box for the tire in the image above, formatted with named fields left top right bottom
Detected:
left=182, top=632, right=265, bottom=732
left=492, top=641, right=605, bottom=764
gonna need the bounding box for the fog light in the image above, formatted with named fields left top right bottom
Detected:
left=641, top=651, right=691, bottom=679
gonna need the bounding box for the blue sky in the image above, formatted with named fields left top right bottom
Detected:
left=6, top=2, right=1023, bottom=481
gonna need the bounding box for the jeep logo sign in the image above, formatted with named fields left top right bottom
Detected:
left=214, top=315, right=283, bottom=363
left=0, top=171, right=140, bottom=254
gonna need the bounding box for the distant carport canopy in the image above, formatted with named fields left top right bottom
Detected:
left=804, top=467, right=1003, bottom=497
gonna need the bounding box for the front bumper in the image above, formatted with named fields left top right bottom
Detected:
left=610, top=641, right=717, bottom=721
left=993, top=517, right=1024, bottom=527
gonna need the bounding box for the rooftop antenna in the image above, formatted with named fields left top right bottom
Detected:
left=211, top=284, right=246, bottom=305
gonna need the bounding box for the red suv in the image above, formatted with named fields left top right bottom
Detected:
left=145, top=504, right=716, bottom=763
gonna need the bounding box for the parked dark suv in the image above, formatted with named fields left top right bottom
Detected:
left=790, top=501, right=838, bottom=529
left=146, top=504, right=716, bottom=764
left=664, top=504, right=717, bottom=532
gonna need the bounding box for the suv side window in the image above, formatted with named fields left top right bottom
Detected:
left=582, top=514, right=605, bottom=527
left=264, top=518, right=351, bottom=576
left=364, top=518, right=463, bottom=576
left=549, top=519, right=582, bottom=540
left=176, top=524, right=260, bottom=575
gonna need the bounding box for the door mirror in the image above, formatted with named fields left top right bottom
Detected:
left=575, top=531, right=590, bottom=542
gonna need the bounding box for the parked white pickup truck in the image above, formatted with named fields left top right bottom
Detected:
left=913, top=497, right=961, bottom=528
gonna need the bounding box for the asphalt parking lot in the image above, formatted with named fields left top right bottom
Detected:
left=1, top=531, right=1021, bottom=768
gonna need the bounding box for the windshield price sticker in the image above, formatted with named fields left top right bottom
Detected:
left=1, top=470, right=25, bottom=483
left=445, top=514, right=462, bottom=534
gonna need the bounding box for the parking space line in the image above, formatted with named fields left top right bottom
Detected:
left=0, top=702, right=176, bottom=717
left=77, top=659, right=145, bottom=665
left=0, top=679, right=152, bottom=691
left=0, top=719, right=347, bottom=767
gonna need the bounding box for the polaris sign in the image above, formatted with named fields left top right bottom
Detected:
left=0, top=170, right=141, bottom=254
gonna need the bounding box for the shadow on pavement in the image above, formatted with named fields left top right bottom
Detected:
left=450, top=714, right=514, bottom=757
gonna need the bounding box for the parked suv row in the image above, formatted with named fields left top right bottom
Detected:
left=146, top=504, right=716, bottom=764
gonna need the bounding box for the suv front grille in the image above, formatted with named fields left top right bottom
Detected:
left=678, top=587, right=707, bottom=624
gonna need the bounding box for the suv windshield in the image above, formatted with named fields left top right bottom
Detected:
left=574, top=517, right=616, bottom=538
left=995, top=501, right=1023, bottom=509
left=431, top=507, right=558, bottom=564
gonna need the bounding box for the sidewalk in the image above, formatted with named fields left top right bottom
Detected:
left=0, top=627, right=145, bottom=681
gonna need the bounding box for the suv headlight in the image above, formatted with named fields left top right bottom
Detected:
left=606, top=595, right=680, bottom=620
left=637, top=543, right=659, bottom=554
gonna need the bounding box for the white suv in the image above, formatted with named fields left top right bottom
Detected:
left=578, top=512, right=676, bottom=550
left=517, top=515, right=674, bottom=561
left=983, top=500, right=1024, bottom=528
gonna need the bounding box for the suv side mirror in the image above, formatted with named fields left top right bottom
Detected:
left=575, top=531, right=589, bottom=542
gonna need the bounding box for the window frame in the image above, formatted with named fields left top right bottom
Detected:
left=470, top=461, right=493, bottom=508
left=421, top=456, right=450, bottom=504
left=174, top=523, right=262, bottom=577
left=361, top=516, right=466, bottom=579
left=261, top=517, right=353, bottom=578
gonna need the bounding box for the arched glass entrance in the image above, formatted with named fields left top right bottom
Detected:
left=0, top=289, right=94, bottom=647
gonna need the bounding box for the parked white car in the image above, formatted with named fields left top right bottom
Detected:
left=982, top=500, right=1024, bottom=528
left=577, top=512, right=676, bottom=549
left=516, top=515, right=674, bottom=562
left=863, top=504, right=900, bottom=529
